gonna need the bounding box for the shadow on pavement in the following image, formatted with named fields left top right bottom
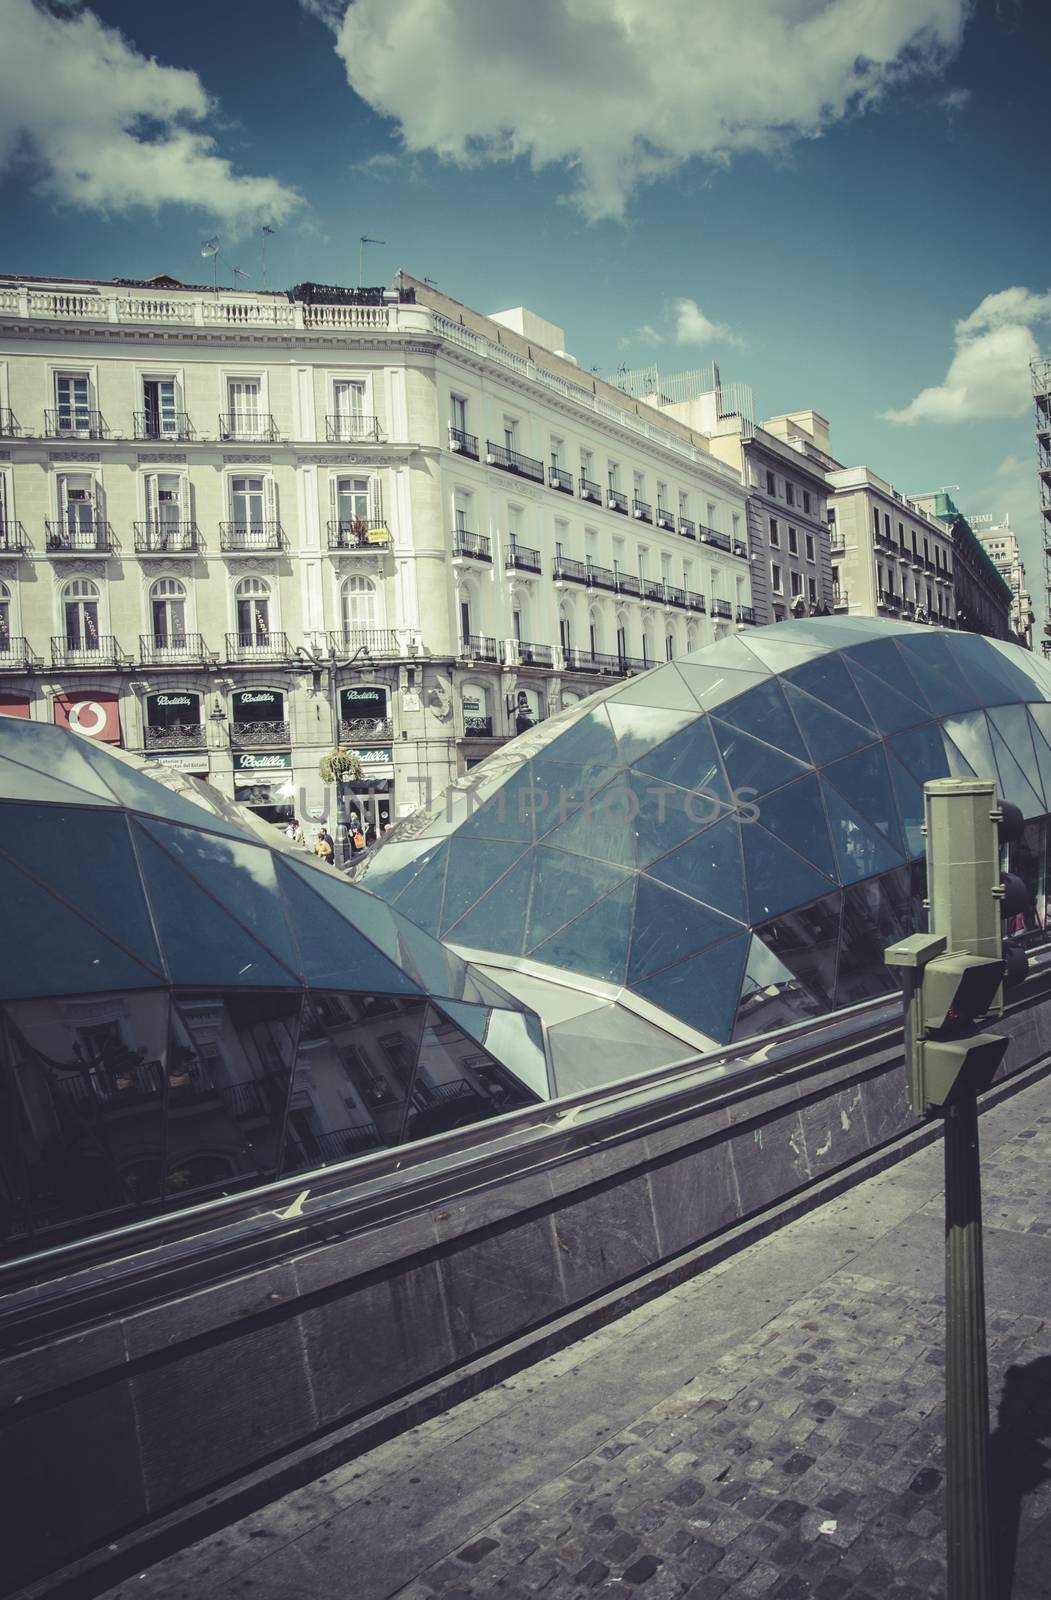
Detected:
left=989, top=1354, right=1051, bottom=1596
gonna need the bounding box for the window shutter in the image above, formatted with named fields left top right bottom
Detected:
left=0, top=475, right=7, bottom=525
left=145, top=473, right=159, bottom=525
left=368, top=475, right=383, bottom=524
left=264, top=475, right=278, bottom=525
left=328, top=473, right=338, bottom=528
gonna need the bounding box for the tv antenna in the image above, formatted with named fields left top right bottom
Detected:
left=358, top=235, right=385, bottom=288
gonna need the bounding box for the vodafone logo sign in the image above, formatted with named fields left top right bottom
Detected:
left=53, top=692, right=122, bottom=744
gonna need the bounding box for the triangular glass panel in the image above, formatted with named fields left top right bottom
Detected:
left=837, top=892, right=901, bottom=1008
left=445, top=1005, right=550, bottom=1099
left=392, top=917, right=470, bottom=1001
left=531, top=878, right=635, bottom=985
left=0, top=854, right=162, bottom=1001
left=847, top=639, right=933, bottom=710
left=435, top=999, right=493, bottom=1046
left=0, top=751, right=119, bottom=809
left=823, top=745, right=905, bottom=854
left=753, top=895, right=840, bottom=1011
left=944, top=632, right=1045, bottom=708
left=275, top=860, right=420, bottom=994
left=393, top=839, right=448, bottom=936
left=988, top=705, right=1045, bottom=808
left=734, top=934, right=825, bottom=1039
left=888, top=722, right=952, bottom=785
left=845, top=658, right=929, bottom=735
left=987, top=721, right=1044, bottom=818
left=525, top=847, right=628, bottom=951
left=1029, top=702, right=1051, bottom=755
left=355, top=838, right=447, bottom=903
left=895, top=634, right=978, bottom=716
left=0, top=806, right=163, bottom=976
left=781, top=681, right=876, bottom=764
left=135, top=825, right=298, bottom=987
left=711, top=717, right=812, bottom=795
left=284, top=859, right=403, bottom=963
left=819, top=779, right=904, bottom=886
left=632, top=934, right=751, bottom=1045
left=736, top=633, right=831, bottom=672
left=634, top=716, right=731, bottom=801
left=625, top=770, right=734, bottom=867
left=783, top=655, right=878, bottom=730
left=703, top=632, right=782, bottom=673
left=942, top=729, right=978, bottom=778
left=533, top=760, right=626, bottom=837
left=646, top=814, right=746, bottom=922
left=140, top=819, right=299, bottom=973
left=629, top=877, right=744, bottom=983
left=452, top=763, right=551, bottom=844
left=550, top=1016, right=679, bottom=1096
left=540, top=776, right=637, bottom=868
left=406, top=1005, right=538, bottom=1143
left=0, top=721, right=120, bottom=801
left=940, top=712, right=998, bottom=784
left=1026, top=709, right=1051, bottom=802
left=984, top=638, right=1051, bottom=701
left=606, top=700, right=696, bottom=766
left=743, top=824, right=837, bottom=922
left=533, top=705, right=620, bottom=770
left=610, top=666, right=702, bottom=713
left=752, top=773, right=835, bottom=877
left=443, top=851, right=534, bottom=957
left=675, top=660, right=769, bottom=714
left=76, top=741, right=251, bottom=838
left=439, top=838, right=529, bottom=935
left=886, top=752, right=927, bottom=859
left=713, top=679, right=809, bottom=762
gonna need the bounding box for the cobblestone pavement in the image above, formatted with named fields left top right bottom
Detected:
left=98, top=1079, right=1051, bottom=1600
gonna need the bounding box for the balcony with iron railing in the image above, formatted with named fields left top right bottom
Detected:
left=686, top=590, right=707, bottom=613
left=0, top=637, right=41, bottom=671
left=607, top=488, right=628, bottom=514
left=736, top=604, right=758, bottom=625
left=225, top=631, right=290, bottom=663
left=139, top=633, right=211, bottom=667
left=338, top=716, right=394, bottom=742
left=448, top=425, right=479, bottom=459
left=133, top=411, right=195, bottom=442
left=563, top=647, right=624, bottom=676
left=308, top=1124, right=383, bottom=1164
left=711, top=598, right=733, bottom=619
left=733, top=538, right=749, bottom=558
left=507, top=640, right=555, bottom=668
left=586, top=562, right=618, bottom=592
left=45, top=409, right=108, bottom=440
left=459, top=634, right=499, bottom=663
left=52, top=635, right=127, bottom=669
left=552, top=554, right=588, bottom=585
left=325, top=414, right=384, bottom=443
left=0, top=409, right=21, bottom=438
left=45, top=520, right=113, bottom=555
left=219, top=522, right=283, bottom=553
left=655, top=506, right=676, bottom=530
left=615, top=571, right=641, bottom=597
left=579, top=475, right=602, bottom=503
left=452, top=528, right=492, bottom=562
left=665, top=584, right=687, bottom=608
left=229, top=718, right=291, bottom=747
left=506, top=542, right=542, bottom=575
left=218, top=413, right=279, bottom=443
left=0, top=521, right=28, bottom=556
left=641, top=577, right=666, bottom=602
left=832, top=588, right=849, bottom=612
left=462, top=714, right=495, bottom=737
left=144, top=722, right=207, bottom=751
left=548, top=466, right=573, bottom=495
left=678, top=516, right=696, bottom=540
left=485, top=441, right=544, bottom=484
left=878, top=588, right=901, bottom=610
left=133, top=522, right=199, bottom=555
left=328, top=628, right=402, bottom=657
left=327, top=519, right=391, bottom=551
left=632, top=498, right=652, bottom=524
left=698, top=524, right=731, bottom=552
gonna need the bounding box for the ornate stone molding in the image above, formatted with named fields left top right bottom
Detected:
left=137, top=453, right=187, bottom=465
left=222, top=453, right=272, bottom=465
left=47, top=450, right=100, bottom=463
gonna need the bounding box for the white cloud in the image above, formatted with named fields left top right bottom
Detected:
left=937, top=86, right=971, bottom=114
left=884, top=286, right=1051, bottom=424
left=306, top=0, right=970, bottom=221
left=0, top=0, right=301, bottom=229
left=673, top=297, right=741, bottom=348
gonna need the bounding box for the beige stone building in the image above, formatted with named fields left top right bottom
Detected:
left=825, top=465, right=957, bottom=627
left=0, top=271, right=753, bottom=846
left=972, top=517, right=1034, bottom=648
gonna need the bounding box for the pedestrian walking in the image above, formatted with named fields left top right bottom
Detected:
left=314, top=828, right=334, bottom=865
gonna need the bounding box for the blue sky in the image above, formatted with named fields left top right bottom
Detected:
left=2, top=0, right=1049, bottom=599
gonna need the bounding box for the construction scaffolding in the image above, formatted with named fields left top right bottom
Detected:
left=1033, top=357, right=1051, bottom=655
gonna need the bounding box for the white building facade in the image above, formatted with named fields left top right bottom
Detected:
left=825, top=467, right=957, bottom=628
left=0, top=272, right=753, bottom=843
left=972, top=518, right=1034, bottom=648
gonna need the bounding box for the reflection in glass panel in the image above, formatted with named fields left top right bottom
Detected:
left=988, top=705, right=1044, bottom=807
left=634, top=715, right=731, bottom=800
left=1011, top=821, right=1047, bottom=936
left=714, top=680, right=809, bottom=762
left=823, top=745, right=904, bottom=854
left=629, top=877, right=743, bottom=983
left=532, top=877, right=635, bottom=984
left=711, top=719, right=810, bottom=796
left=886, top=752, right=926, bottom=859
left=452, top=764, right=551, bottom=845
left=167, top=992, right=299, bottom=1195
left=946, top=632, right=1045, bottom=708
left=76, top=739, right=250, bottom=838
left=940, top=712, right=998, bottom=785
left=1, top=991, right=168, bottom=1255
left=753, top=897, right=840, bottom=1011
left=647, top=814, right=745, bottom=922
left=845, top=658, right=929, bottom=736
left=526, top=847, right=628, bottom=950
left=403, top=1004, right=537, bottom=1143
left=675, top=660, right=768, bottom=714
left=781, top=682, right=875, bottom=765
left=896, top=633, right=979, bottom=714
left=276, top=861, right=421, bottom=995
left=987, top=721, right=1044, bottom=818
left=821, top=780, right=903, bottom=886
left=734, top=935, right=824, bottom=1039
left=782, top=655, right=876, bottom=733
left=605, top=701, right=695, bottom=766
left=847, top=639, right=932, bottom=713
left=633, top=934, right=750, bottom=1043
left=743, top=825, right=837, bottom=922
left=752, top=774, right=835, bottom=877
left=887, top=721, right=951, bottom=785
left=283, top=994, right=425, bottom=1170
left=836, top=894, right=901, bottom=1007
left=0, top=755, right=118, bottom=809
left=612, top=666, right=702, bottom=713
left=533, top=706, right=620, bottom=771
left=540, top=777, right=637, bottom=868
left=0, top=720, right=120, bottom=801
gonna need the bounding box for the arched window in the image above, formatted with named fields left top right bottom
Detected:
left=665, top=631, right=675, bottom=662
left=558, top=603, right=573, bottom=654
left=62, top=578, right=99, bottom=650
left=235, top=576, right=270, bottom=645
left=642, top=620, right=656, bottom=666
left=461, top=681, right=491, bottom=737
left=686, top=624, right=699, bottom=653
left=149, top=577, right=187, bottom=646
left=341, top=575, right=379, bottom=637
left=615, top=611, right=629, bottom=662
left=0, top=582, right=9, bottom=654
left=588, top=607, right=603, bottom=658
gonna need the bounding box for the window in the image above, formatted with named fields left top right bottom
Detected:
left=57, top=473, right=96, bottom=537
left=706, top=502, right=717, bottom=531
left=0, top=582, right=8, bottom=653
left=55, top=373, right=91, bottom=434
left=616, top=616, right=628, bottom=658
left=503, top=416, right=519, bottom=452
left=559, top=608, right=572, bottom=651
left=235, top=576, right=270, bottom=644
left=608, top=461, right=621, bottom=490
left=657, top=482, right=668, bottom=511
left=334, top=475, right=371, bottom=531
left=788, top=527, right=798, bottom=555
left=766, top=470, right=776, bottom=496
left=678, top=490, right=689, bottom=519
left=341, top=575, right=379, bottom=632
left=790, top=570, right=802, bottom=597
left=805, top=532, right=814, bottom=561
left=550, top=436, right=563, bottom=470
left=769, top=518, right=780, bottom=547
left=332, top=379, right=366, bottom=438
left=771, top=562, right=783, bottom=594
left=808, top=576, right=817, bottom=603
left=453, top=489, right=471, bottom=533
left=803, top=491, right=811, bottom=514
left=460, top=597, right=472, bottom=643
left=227, top=379, right=260, bottom=428
left=638, top=548, right=649, bottom=581
left=873, top=507, right=881, bottom=536
left=732, top=512, right=741, bottom=539
left=634, top=471, right=646, bottom=500
left=150, top=578, right=187, bottom=646
left=231, top=476, right=265, bottom=530
left=588, top=610, right=600, bottom=656
left=62, top=578, right=100, bottom=649
left=884, top=512, right=891, bottom=536
left=142, top=378, right=178, bottom=438
left=580, top=447, right=593, bottom=479
left=665, top=632, right=674, bottom=662
left=512, top=607, right=522, bottom=642
left=145, top=472, right=183, bottom=533
left=785, top=482, right=795, bottom=507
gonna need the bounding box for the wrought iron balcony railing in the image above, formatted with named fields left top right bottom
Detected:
left=832, top=589, right=850, bottom=611
left=0, top=521, right=28, bottom=555
left=711, top=597, right=733, bottom=619
left=678, top=516, right=696, bottom=539
left=452, top=529, right=492, bottom=562
left=51, top=635, right=127, bottom=668
left=139, top=633, right=210, bottom=666
left=144, top=723, right=207, bottom=750
left=485, top=441, right=544, bottom=483
left=133, top=411, right=195, bottom=441
left=641, top=577, right=666, bottom=602
left=229, top=719, right=291, bottom=747
left=563, top=647, right=622, bottom=675
left=737, top=605, right=758, bottom=625
left=633, top=498, right=652, bottom=523
left=133, top=522, right=199, bottom=554
left=509, top=640, right=554, bottom=667
left=225, top=631, right=290, bottom=662
left=0, top=409, right=21, bottom=438
left=656, top=507, right=676, bottom=530
left=548, top=466, right=573, bottom=494
left=506, top=542, right=542, bottom=574
left=325, top=414, right=384, bottom=442
left=45, top=520, right=112, bottom=554
left=0, top=637, right=41, bottom=670
left=327, top=520, right=391, bottom=550
left=338, top=717, right=394, bottom=742
left=459, top=633, right=498, bottom=662
left=698, top=525, right=731, bottom=552
left=218, top=412, right=278, bottom=442
left=448, top=426, right=479, bottom=459
left=607, top=488, right=628, bottom=513
left=328, top=628, right=402, bottom=657
left=686, top=590, right=707, bottom=613
left=463, top=715, right=494, bottom=737
left=219, top=522, right=283, bottom=552
left=579, top=475, right=602, bottom=503
left=45, top=409, right=108, bottom=439
left=552, top=554, right=588, bottom=584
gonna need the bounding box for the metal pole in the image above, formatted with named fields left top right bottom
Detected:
left=943, top=1098, right=994, bottom=1600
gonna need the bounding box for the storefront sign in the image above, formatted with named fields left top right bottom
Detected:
left=234, top=750, right=292, bottom=771
left=232, top=688, right=283, bottom=716
left=346, top=746, right=394, bottom=774
left=147, top=691, right=199, bottom=716
left=144, top=753, right=210, bottom=773
left=53, top=692, right=121, bottom=744
left=340, top=685, right=387, bottom=719
left=0, top=693, right=31, bottom=720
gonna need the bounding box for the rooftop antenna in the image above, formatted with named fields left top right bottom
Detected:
left=200, top=236, right=220, bottom=294
left=358, top=235, right=385, bottom=288
left=261, top=224, right=274, bottom=289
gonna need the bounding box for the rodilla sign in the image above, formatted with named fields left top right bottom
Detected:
left=53, top=692, right=121, bottom=744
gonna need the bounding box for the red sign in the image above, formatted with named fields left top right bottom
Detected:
left=53, top=692, right=122, bottom=744
left=0, top=693, right=31, bottom=720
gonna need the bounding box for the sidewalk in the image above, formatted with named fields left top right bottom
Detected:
left=98, top=1073, right=1051, bottom=1600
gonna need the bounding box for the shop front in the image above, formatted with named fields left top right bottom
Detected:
left=232, top=750, right=294, bottom=826
left=142, top=690, right=207, bottom=774
left=0, top=693, right=31, bottom=720
left=230, top=687, right=288, bottom=746
left=52, top=691, right=122, bottom=745
left=341, top=746, right=395, bottom=842
left=338, top=684, right=390, bottom=741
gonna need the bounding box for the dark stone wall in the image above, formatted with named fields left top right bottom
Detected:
left=2, top=984, right=1049, bottom=1594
